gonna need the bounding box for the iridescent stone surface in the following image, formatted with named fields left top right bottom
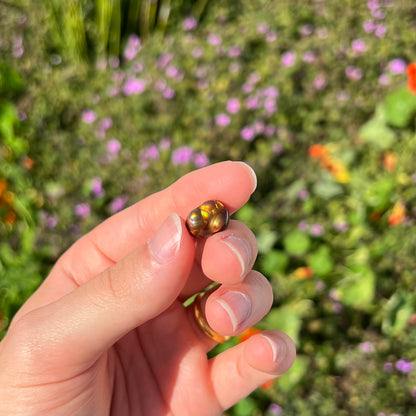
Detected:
left=186, top=200, right=229, bottom=238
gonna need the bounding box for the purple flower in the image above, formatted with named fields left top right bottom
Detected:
left=267, top=403, right=283, bottom=415
left=262, top=86, right=279, bottom=99
left=109, top=195, right=128, bottom=214
left=281, top=51, right=296, bottom=67
left=166, top=65, right=179, bottom=78
left=183, top=16, right=197, bottom=31
left=388, top=58, right=407, bottom=74
left=300, top=24, right=313, bottom=36
left=140, top=144, right=160, bottom=161
left=159, top=137, right=171, bottom=151
left=351, top=38, right=367, bottom=53
left=81, top=109, right=97, bottom=124
left=193, top=152, right=210, bottom=168
left=257, top=23, right=269, bottom=34
left=207, top=33, right=222, bottom=46
left=383, top=362, right=394, bottom=373
left=163, top=87, right=175, bottom=99
left=313, top=75, right=327, bottom=90
left=228, top=46, right=242, bottom=57
left=302, top=51, right=316, bottom=63
left=395, top=359, right=413, bottom=374
left=123, top=34, right=141, bottom=61
left=378, top=73, right=391, bottom=85
left=359, top=341, right=375, bottom=353
left=226, top=98, right=241, bottom=114
left=157, top=53, right=173, bottom=69
left=74, top=203, right=90, bottom=219
left=91, top=177, right=105, bottom=197
left=264, top=99, right=277, bottom=115
left=272, top=142, right=283, bottom=155
left=215, top=113, right=231, bottom=126
left=245, top=96, right=260, bottom=110
left=171, top=146, right=193, bottom=165
left=123, top=77, right=146, bottom=95
left=298, top=189, right=310, bottom=200
left=107, top=139, right=121, bottom=155
left=375, top=24, right=387, bottom=37
left=264, top=125, right=276, bottom=136
left=240, top=126, right=255, bottom=141
left=310, top=223, right=324, bottom=236
left=41, top=211, right=58, bottom=229
left=100, top=117, right=113, bottom=130
left=266, top=31, right=277, bottom=42
left=345, top=65, right=363, bottom=81
left=363, top=19, right=376, bottom=33
left=191, top=47, right=203, bottom=58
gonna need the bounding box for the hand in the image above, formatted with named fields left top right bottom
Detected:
left=0, top=161, right=295, bottom=416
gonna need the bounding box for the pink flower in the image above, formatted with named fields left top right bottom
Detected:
left=215, top=113, right=231, bottom=126
left=351, top=38, right=367, bottom=53
left=245, top=96, right=260, bottom=110
left=183, top=16, right=197, bottom=31
left=302, top=51, right=316, bottom=63
left=171, top=146, right=193, bottom=165
left=81, top=109, right=97, bottom=124
left=313, top=75, right=327, bottom=90
left=345, top=65, right=363, bottom=81
left=193, top=152, right=210, bottom=168
left=226, top=98, right=241, bottom=114
left=163, top=87, right=175, bottom=99
left=109, top=195, right=128, bottom=214
left=123, top=77, right=146, bottom=95
left=363, top=19, right=376, bottom=33
left=207, top=33, right=222, bottom=46
left=375, top=24, right=387, bottom=37
left=228, top=46, right=242, bottom=58
left=282, top=51, right=296, bottom=67
left=74, top=203, right=90, bottom=219
left=388, top=58, right=407, bottom=74
left=107, top=139, right=121, bottom=155
left=91, top=177, right=105, bottom=197
left=240, top=126, right=255, bottom=141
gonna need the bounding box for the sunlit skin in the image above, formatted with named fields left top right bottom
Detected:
left=0, top=161, right=295, bottom=416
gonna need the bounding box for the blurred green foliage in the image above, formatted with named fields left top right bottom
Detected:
left=1, top=0, right=415, bottom=414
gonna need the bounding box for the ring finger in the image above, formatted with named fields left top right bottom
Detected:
left=187, top=270, right=273, bottom=351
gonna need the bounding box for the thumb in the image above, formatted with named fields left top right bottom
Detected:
left=20, top=213, right=195, bottom=367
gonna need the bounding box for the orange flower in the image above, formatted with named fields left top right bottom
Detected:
left=308, top=144, right=328, bottom=159
left=237, top=327, right=261, bottom=343
left=382, top=151, right=397, bottom=172
left=22, top=156, right=35, bottom=169
left=407, top=63, right=416, bottom=94
left=0, top=179, right=7, bottom=198
left=3, top=211, right=16, bottom=225
left=388, top=201, right=406, bottom=226
left=293, top=267, right=314, bottom=280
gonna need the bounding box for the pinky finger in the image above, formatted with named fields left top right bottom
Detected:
left=208, top=330, right=296, bottom=412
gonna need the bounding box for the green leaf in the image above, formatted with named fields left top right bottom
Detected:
left=382, top=290, right=415, bottom=336
left=384, top=86, right=416, bottom=128
left=0, top=100, right=18, bottom=141
left=283, top=230, right=311, bottom=256
left=313, top=178, right=344, bottom=200
left=364, top=177, right=395, bottom=210
left=263, top=300, right=312, bottom=344
left=307, top=245, right=334, bottom=277
left=261, top=250, right=289, bottom=275
left=358, top=117, right=395, bottom=149
left=276, top=355, right=309, bottom=393
left=256, top=229, right=278, bottom=254
left=336, top=264, right=375, bottom=310
left=231, top=396, right=258, bottom=416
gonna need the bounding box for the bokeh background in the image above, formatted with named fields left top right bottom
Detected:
left=1, top=0, right=415, bottom=415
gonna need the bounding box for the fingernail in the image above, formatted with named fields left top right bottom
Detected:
left=236, top=162, right=257, bottom=193
left=220, top=236, right=251, bottom=279
left=148, top=213, right=182, bottom=264
left=260, top=335, right=286, bottom=366
left=215, top=291, right=251, bottom=331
